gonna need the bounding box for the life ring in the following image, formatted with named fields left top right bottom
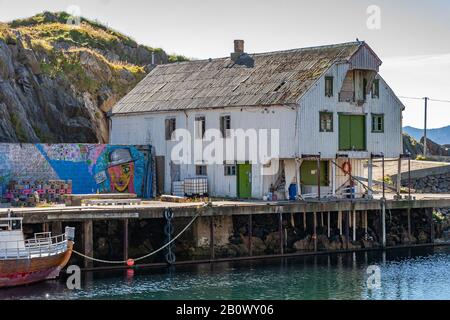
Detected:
left=342, top=161, right=352, bottom=175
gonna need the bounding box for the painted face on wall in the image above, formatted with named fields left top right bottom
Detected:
left=107, top=148, right=135, bottom=193
left=108, top=162, right=135, bottom=193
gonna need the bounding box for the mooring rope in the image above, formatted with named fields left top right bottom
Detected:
left=72, top=212, right=200, bottom=265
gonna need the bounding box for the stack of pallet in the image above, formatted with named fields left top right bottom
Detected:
left=4, top=179, right=73, bottom=207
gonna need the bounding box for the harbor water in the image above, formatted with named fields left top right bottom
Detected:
left=1, top=246, right=449, bottom=300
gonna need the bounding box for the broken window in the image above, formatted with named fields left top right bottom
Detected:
left=195, top=116, right=206, bottom=139
left=220, top=115, right=231, bottom=138
left=196, top=165, right=207, bottom=176
left=319, top=112, right=333, bottom=132
left=372, top=79, right=380, bottom=98
left=371, top=114, right=384, bottom=133
left=165, top=118, right=176, bottom=140
left=325, top=76, right=334, bottom=97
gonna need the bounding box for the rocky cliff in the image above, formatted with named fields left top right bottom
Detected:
left=0, top=12, right=187, bottom=143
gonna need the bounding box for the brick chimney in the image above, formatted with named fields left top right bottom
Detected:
left=234, top=40, right=244, bottom=54
left=231, top=39, right=245, bottom=61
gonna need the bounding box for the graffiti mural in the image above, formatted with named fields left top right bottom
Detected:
left=0, top=144, right=152, bottom=200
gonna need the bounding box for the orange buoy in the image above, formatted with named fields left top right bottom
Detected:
left=126, top=259, right=135, bottom=267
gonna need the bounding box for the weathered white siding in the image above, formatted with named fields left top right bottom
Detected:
left=111, top=106, right=298, bottom=196
left=298, top=64, right=403, bottom=158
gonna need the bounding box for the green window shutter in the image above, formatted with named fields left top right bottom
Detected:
left=339, top=114, right=366, bottom=150
left=350, top=115, right=366, bottom=150
left=339, top=114, right=351, bottom=150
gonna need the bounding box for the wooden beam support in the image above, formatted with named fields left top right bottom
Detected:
left=313, top=212, right=317, bottom=252
left=345, top=211, right=350, bottom=249
left=303, top=210, right=307, bottom=231
left=83, top=219, right=94, bottom=269
left=327, top=212, right=331, bottom=238
left=353, top=209, right=356, bottom=242
left=51, top=221, right=62, bottom=235
left=248, top=214, right=253, bottom=257
left=429, top=208, right=435, bottom=243
left=123, top=219, right=129, bottom=261
left=381, top=201, right=386, bottom=248
left=279, top=212, right=284, bottom=255
left=407, top=208, right=411, bottom=240
left=364, top=210, right=368, bottom=240
left=210, top=216, right=215, bottom=260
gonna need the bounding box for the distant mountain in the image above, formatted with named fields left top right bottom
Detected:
left=403, top=125, right=450, bottom=145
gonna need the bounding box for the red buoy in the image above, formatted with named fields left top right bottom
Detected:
left=126, top=268, right=135, bottom=279
left=127, top=259, right=135, bottom=267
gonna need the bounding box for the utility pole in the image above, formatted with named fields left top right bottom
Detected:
left=423, top=97, right=429, bottom=156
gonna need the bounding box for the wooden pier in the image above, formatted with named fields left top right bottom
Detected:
left=2, top=194, right=450, bottom=270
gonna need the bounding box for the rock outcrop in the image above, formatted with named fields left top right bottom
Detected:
left=0, top=12, right=187, bottom=143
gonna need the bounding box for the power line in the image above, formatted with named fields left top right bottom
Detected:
left=398, top=96, right=450, bottom=104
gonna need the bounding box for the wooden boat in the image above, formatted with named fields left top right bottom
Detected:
left=0, top=214, right=74, bottom=288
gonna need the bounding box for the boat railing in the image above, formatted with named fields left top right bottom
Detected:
left=0, top=229, right=70, bottom=260
left=0, top=217, right=23, bottom=231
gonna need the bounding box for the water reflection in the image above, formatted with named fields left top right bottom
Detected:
left=0, top=246, right=449, bottom=300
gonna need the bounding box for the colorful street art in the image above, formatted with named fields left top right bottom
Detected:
left=0, top=144, right=153, bottom=200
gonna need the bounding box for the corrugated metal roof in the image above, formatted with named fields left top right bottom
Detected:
left=112, top=41, right=364, bottom=114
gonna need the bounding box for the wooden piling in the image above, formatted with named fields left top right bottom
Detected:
left=248, top=214, right=253, bottom=257
left=430, top=208, right=435, bottom=242
left=279, top=212, right=284, bottom=255
left=345, top=211, right=350, bottom=249
left=303, top=209, right=307, bottom=231
left=123, top=219, right=129, bottom=261
left=381, top=201, right=386, bottom=248
left=407, top=208, right=411, bottom=240
left=352, top=209, right=356, bottom=242
left=364, top=210, right=368, bottom=240
left=83, top=219, right=94, bottom=269
left=313, top=212, right=317, bottom=252
left=338, top=211, right=342, bottom=236
left=51, top=221, right=62, bottom=235
left=210, top=216, right=215, bottom=260
left=327, top=212, right=331, bottom=238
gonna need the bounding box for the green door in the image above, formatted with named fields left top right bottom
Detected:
left=339, top=114, right=366, bottom=151
left=300, top=161, right=329, bottom=186
left=237, top=163, right=252, bottom=198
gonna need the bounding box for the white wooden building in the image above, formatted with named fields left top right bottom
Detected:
left=110, top=40, right=404, bottom=200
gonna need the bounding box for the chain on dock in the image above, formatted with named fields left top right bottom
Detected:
left=72, top=212, right=200, bottom=265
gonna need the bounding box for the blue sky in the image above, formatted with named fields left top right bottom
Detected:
left=1, top=0, right=450, bottom=129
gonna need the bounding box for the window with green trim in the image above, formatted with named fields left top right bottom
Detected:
left=319, top=112, right=333, bottom=132
left=372, top=114, right=384, bottom=133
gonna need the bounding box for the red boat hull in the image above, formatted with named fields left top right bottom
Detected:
left=0, top=241, right=73, bottom=288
